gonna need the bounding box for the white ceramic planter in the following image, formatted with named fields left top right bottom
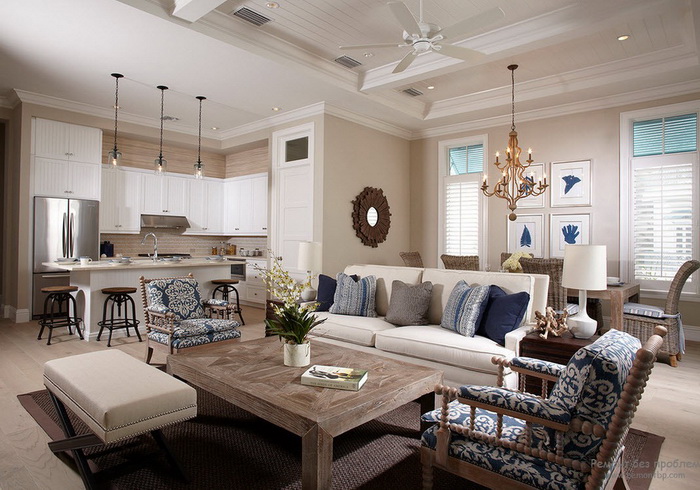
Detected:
left=283, top=341, right=311, bottom=367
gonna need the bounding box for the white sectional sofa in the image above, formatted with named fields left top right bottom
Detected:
left=310, top=265, right=549, bottom=389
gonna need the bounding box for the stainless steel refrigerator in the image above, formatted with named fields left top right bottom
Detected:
left=33, top=197, right=99, bottom=317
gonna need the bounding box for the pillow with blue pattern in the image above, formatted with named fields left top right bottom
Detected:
left=329, top=273, right=377, bottom=317
left=440, top=280, right=490, bottom=337
left=316, top=273, right=358, bottom=312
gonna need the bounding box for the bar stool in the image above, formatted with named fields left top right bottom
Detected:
left=37, top=286, right=84, bottom=345
left=97, top=287, right=142, bottom=347
left=211, top=279, right=245, bottom=325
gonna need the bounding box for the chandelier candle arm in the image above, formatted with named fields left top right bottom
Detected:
left=107, top=73, right=124, bottom=166
left=481, top=64, right=548, bottom=221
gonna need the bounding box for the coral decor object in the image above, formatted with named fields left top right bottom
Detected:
left=534, top=306, right=569, bottom=340
left=501, top=252, right=532, bottom=273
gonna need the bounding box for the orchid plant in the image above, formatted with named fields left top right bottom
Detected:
left=254, top=254, right=325, bottom=345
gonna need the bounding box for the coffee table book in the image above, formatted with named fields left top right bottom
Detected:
left=301, top=365, right=368, bottom=391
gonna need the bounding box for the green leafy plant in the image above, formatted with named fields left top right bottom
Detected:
left=255, top=254, right=326, bottom=344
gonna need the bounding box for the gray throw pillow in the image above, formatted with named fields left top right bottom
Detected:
left=329, top=273, right=377, bottom=317
left=385, top=280, right=433, bottom=326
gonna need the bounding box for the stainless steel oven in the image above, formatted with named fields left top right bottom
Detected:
left=229, top=260, right=246, bottom=281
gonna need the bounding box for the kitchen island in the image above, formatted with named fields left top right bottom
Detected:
left=45, top=259, right=235, bottom=341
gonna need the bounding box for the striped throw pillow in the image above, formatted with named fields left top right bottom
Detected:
left=440, top=281, right=490, bottom=337
left=329, top=273, right=377, bottom=317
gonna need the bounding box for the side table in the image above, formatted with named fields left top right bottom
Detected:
left=518, top=331, right=598, bottom=395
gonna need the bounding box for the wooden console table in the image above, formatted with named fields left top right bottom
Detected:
left=566, top=282, right=640, bottom=332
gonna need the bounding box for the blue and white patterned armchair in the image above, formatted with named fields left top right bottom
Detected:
left=139, top=274, right=241, bottom=364
left=421, top=327, right=667, bottom=490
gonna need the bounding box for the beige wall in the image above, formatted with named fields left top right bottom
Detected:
left=410, top=92, right=700, bottom=325
left=321, top=115, right=411, bottom=276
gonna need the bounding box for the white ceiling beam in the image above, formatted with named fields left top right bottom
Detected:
left=171, top=0, right=227, bottom=23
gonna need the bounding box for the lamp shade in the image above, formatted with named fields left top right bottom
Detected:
left=561, top=245, right=607, bottom=291
left=297, top=241, right=322, bottom=272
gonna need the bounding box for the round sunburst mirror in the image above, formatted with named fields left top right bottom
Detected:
left=351, top=187, right=391, bottom=248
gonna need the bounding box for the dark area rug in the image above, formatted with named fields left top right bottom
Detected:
left=19, top=388, right=662, bottom=490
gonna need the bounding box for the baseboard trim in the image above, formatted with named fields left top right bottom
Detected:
left=14, top=308, right=31, bottom=324
left=684, top=324, right=700, bottom=343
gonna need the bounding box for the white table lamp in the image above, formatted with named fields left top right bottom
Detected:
left=561, top=244, right=607, bottom=339
left=298, top=241, right=322, bottom=301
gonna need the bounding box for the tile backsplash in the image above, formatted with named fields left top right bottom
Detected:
left=101, top=229, right=268, bottom=257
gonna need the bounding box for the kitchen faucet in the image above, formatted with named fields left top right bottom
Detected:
left=141, top=232, right=158, bottom=261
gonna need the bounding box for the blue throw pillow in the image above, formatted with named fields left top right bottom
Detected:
left=316, top=274, right=358, bottom=312
left=440, top=281, right=490, bottom=337
left=477, top=285, right=530, bottom=346
left=329, top=273, right=377, bottom=317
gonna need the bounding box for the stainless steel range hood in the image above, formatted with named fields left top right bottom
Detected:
left=140, top=214, right=190, bottom=229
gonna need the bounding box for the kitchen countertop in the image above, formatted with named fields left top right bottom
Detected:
left=44, top=258, right=235, bottom=271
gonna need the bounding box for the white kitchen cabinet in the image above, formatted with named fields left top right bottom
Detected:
left=33, top=118, right=102, bottom=164
left=244, top=259, right=267, bottom=305
left=33, top=157, right=101, bottom=200
left=186, top=179, right=223, bottom=234
left=141, top=174, right=188, bottom=215
left=224, top=173, right=268, bottom=235
left=32, top=118, right=102, bottom=200
left=100, top=168, right=142, bottom=233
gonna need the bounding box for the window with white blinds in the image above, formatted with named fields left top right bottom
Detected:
left=624, top=107, right=698, bottom=294
left=439, top=137, right=487, bottom=262
left=445, top=180, right=480, bottom=255
left=632, top=160, right=694, bottom=283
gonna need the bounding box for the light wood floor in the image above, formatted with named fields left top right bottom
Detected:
left=0, top=313, right=698, bottom=489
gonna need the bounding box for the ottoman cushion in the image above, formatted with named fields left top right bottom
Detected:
left=44, top=350, right=197, bottom=444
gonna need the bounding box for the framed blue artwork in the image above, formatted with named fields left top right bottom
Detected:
left=550, top=213, right=590, bottom=258
left=550, top=160, right=591, bottom=207
left=507, top=214, right=544, bottom=258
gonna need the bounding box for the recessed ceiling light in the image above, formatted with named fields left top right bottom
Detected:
left=211, top=126, right=218, bottom=130
left=272, top=107, right=280, bottom=112
left=617, top=34, right=630, bottom=41
left=363, top=52, right=374, bottom=58
left=266, top=2, right=279, bottom=8
left=427, top=85, right=435, bottom=90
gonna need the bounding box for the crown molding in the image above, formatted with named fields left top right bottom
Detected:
left=427, top=47, right=698, bottom=121
left=217, top=102, right=325, bottom=141
left=324, top=104, right=412, bottom=140
left=12, top=89, right=220, bottom=139
left=0, top=92, right=20, bottom=109
left=412, top=79, right=700, bottom=140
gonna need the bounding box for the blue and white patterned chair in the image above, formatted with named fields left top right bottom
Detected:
left=421, top=327, right=667, bottom=490
left=139, top=274, right=241, bottom=364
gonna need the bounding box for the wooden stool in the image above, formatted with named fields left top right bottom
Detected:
left=97, top=287, right=142, bottom=347
left=44, top=350, right=197, bottom=489
left=211, top=279, right=245, bottom=325
left=37, top=285, right=84, bottom=345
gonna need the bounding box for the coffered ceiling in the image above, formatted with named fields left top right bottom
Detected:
left=1, top=0, right=699, bottom=142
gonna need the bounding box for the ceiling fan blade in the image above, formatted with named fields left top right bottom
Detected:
left=392, top=51, right=418, bottom=73
left=339, top=43, right=406, bottom=50
left=433, top=43, right=485, bottom=63
left=437, top=7, right=505, bottom=40
left=388, top=2, right=421, bottom=36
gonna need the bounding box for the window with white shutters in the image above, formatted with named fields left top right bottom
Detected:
left=439, top=137, right=488, bottom=264
left=623, top=107, right=698, bottom=296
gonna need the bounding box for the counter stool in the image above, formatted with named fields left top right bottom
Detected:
left=211, top=279, right=245, bottom=325
left=37, top=286, right=84, bottom=346
left=97, top=287, right=142, bottom=347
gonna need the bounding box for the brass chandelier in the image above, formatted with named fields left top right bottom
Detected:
left=481, top=64, right=547, bottom=221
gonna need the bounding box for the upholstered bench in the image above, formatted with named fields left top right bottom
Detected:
left=43, top=349, right=197, bottom=489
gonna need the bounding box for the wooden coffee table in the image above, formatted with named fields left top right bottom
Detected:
left=166, top=337, right=443, bottom=489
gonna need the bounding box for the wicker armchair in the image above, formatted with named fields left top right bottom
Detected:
left=420, top=327, right=666, bottom=490
left=520, top=257, right=570, bottom=312
left=139, top=273, right=241, bottom=364
left=621, top=259, right=699, bottom=367
left=399, top=251, right=424, bottom=267
left=440, top=254, right=479, bottom=270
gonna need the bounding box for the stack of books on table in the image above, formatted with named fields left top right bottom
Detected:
left=301, top=365, right=369, bottom=391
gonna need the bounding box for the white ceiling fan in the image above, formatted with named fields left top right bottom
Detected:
left=340, top=1, right=504, bottom=74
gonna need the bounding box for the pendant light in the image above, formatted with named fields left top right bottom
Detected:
left=107, top=73, right=123, bottom=166
left=154, top=85, right=168, bottom=175
left=194, top=95, right=206, bottom=179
